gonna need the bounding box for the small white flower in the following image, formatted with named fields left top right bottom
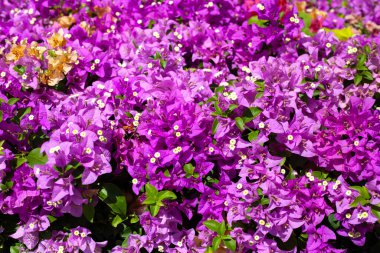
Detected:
left=150, top=157, right=156, bottom=163
left=158, top=245, right=164, bottom=252
left=153, top=31, right=160, bottom=39
left=354, top=140, right=359, bottom=146
left=80, top=131, right=87, bottom=137
left=0, top=72, right=6, bottom=77
left=132, top=178, right=138, bottom=185
left=85, top=148, right=92, bottom=154
left=287, top=134, right=294, bottom=141
left=326, top=42, right=332, bottom=48
left=257, top=3, right=265, bottom=11
left=258, top=122, right=265, bottom=129
left=28, top=115, right=34, bottom=120
left=236, top=183, right=243, bottom=189
left=154, top=152, right=161, bottom=158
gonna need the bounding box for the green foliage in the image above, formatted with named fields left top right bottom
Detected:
left=350, top=186, right=371, bottom=207
left=248, top=16, right=269, bottom=27
left=203, top=220, right=236, bottom=252
left=324, top=27, right=354, bottom=41
left=212, top=118, right=219, bottom=135
left=298, top=12, right=313, bottom=35
left=142, top=183, right=177, bottom=216
left=26, top=148, right=48, bottom=167
left=13, top=65, right=26, bottom=75
left=98, top=183, right=127, bottom=220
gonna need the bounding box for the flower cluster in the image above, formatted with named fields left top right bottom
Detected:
left=0, top=0, right=379, bottom=252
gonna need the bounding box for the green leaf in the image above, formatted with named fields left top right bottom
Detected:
left=356, top=53, right=367, bottom=67
left=13, top=65, right=26, bottom=75
left=145, top=183, right=158, bottom=197
left=83, top=204, right=95, bottom=223
left=219, top=220, right=226, bottom=235
left=10, top=245, right=20, bottom=253
left=350, top=186, right=371, bottom=199
left=248, top=16, right=269, bottom=27
left=242, top=107, right=262, bottom=123
left=157, top=190, right=177, bottom=201
left=7, top=98, right=19, bottom=105
left=214, top=103, right=223, bottom=115
left=0, top=110, right=3, bottom=122
left=163, top=169, right=171, bottom=177
left=364, top=45, right=371, bottom=54
left=212, top=236, right=222, bottom=251
left=160, top=59, right=167, bottom=69
left=235, top=117, right=245, bottom=131
left=350, top=196, right=370, bottom=208
left=16, top=157, right=27, bottom=168
left=215, top=86, right=225, bottom=94
left=279, top=157, right=286, bottom=166
left=0, top=180, right=13, bottom=191
left=228, top=104, right=238, bottom=111
left=149, top=204, right=160, bottom=216
left=223, top=238, right=237, bottom=252
left=354, top=74, right=362, bottom=85
left=183, top=163, right=195, bottom=177
left=204, top=220, right=221, bottom=233
left=324, top=27, right=354, bottom=41
left=362, top=71, right=373, bottom=80
left=47, top=215, right=57, bottom=223
left=98, top=183, right=127, bottom=218
left=12, top=107, right=32, bottom=125
left=371, top=205, right=380, bottom=221
left=328, top=214, right=340, bottom=229
left=26, top=148, right=48, bottom=167
left=142, top=196, right=156, bottom=205
left=205, top=247, right=213, bottom=253
left=312, top=170, right=330, bottom=180
left=212, top=118, right=219, bottom=135
left=112, top=215, right=125, bottom=227
left=248, top=130, right=260, bottom=142
left=298, top=12, right=313, bottom=35
left=260, top=197, right=270, bottom=205
left=130, top=215, right=139, bottom=224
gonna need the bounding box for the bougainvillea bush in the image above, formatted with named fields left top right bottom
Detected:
left=0, top=0, right=380, bottom=252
